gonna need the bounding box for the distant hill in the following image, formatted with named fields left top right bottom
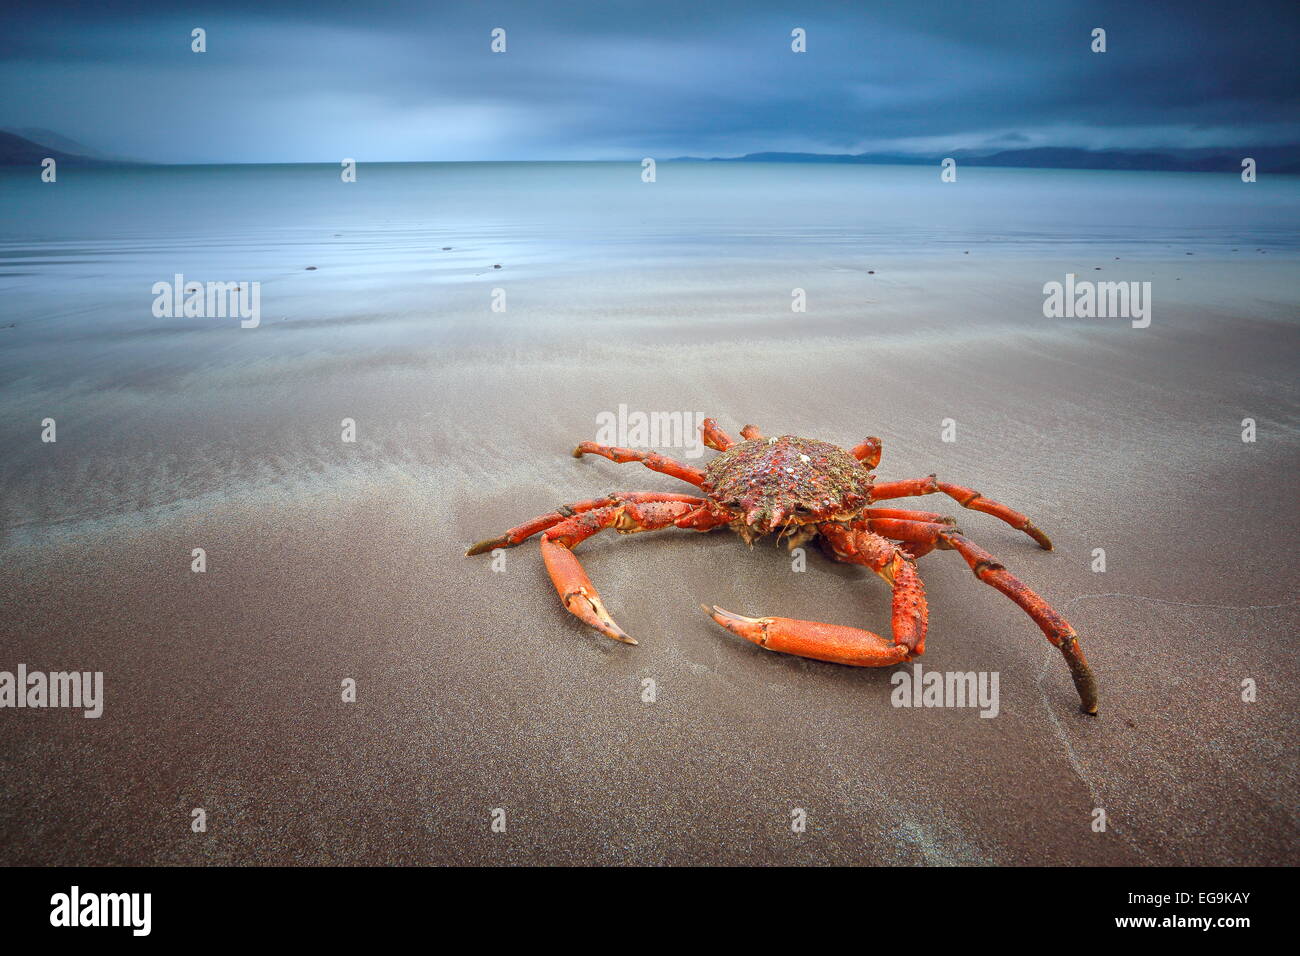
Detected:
left=672, top=145, right=1300, bottom=174
left=0, top=130, right=144, bottom=166
left=7, top=128, right=106, bottom=158
left=4, top=128, right=1297, bottom=172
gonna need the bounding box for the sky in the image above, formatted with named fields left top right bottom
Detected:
left=1, top=0, right=1297, bottom=163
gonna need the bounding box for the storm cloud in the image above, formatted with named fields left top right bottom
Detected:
left=1, top=0, right=1296, bottom=162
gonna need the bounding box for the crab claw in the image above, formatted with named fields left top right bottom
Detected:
left=704, top=605, right=768, bottom=643
left=564, top=588, right=637, bottom=645
left=703, top=605, right=909, bottom=667
left=541, top=537, right=637, bottom=644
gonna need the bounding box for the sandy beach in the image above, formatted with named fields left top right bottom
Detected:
left=2, top=240, right=1296, bottom=864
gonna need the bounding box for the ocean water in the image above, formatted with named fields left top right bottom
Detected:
left=2, top=161, right=1298, bottom=326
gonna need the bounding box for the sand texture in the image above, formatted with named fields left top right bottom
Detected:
left=1, top=256, right=1297, bottom=865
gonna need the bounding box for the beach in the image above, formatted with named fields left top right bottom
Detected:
left=1, top=163, right=1297, bottom=864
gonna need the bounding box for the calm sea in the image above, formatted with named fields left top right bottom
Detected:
left=2, top=161, right=1298, bottom=319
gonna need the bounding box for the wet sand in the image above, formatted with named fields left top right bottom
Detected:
left=1, top=255, right=1297, bottom=865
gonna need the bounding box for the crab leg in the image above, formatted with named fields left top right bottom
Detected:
left=706, top=527, right=926, bottom=665
left=739, top=424, right=764, bottom=440
left=865, top=507, right=954, bottom=523
left=541, top=499, right=727, bottom=644
left=465, top=491, right=704, bottom=555
left=931, top=528, right=1098, bottom=714
left=870, top=475, right=1053, bottom=550
left=572, top=441, right=707, bottom=487
left=700, top=417, right=737, bottom=451
left=865, top=514, right=956, bottom=559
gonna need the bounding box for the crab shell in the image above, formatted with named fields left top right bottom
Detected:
left=702, top=435, right=875, bottom=545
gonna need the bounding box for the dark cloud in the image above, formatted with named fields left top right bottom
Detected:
left=1, top=0, right=1296, bottom=162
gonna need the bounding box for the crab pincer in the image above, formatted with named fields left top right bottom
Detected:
left=541, top=537, right=637, bottom=644
left=704, top=606, right=910, bottom=667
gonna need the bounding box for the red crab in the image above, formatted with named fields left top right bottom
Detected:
left=467, top=419, right=1098, bottom=714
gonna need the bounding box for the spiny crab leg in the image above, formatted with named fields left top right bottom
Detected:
left=540, top=499, right=727, bottom=645
left=865, top=507, right=953, bottom=522
left=707, top=527, right=927, bottom=665
left=931, top=527, right=1098, bottom=714
left=572, top=441, right=707, bottom=487
left=870, top=475, right=1053, bottom=550
left=465, top=491, right=704, bottom=556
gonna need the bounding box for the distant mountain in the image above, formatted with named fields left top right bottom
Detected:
left=0, top=130, right=145, bottom=166
left=671, top=151, right=918, bottom=165
left=672, top=145, right=1300, bottom=174
left=956, top=146, right=1300, bottom=173
left=4, top=128, right=1297, bottom=172
left=6, top=127, right=111, bottom=159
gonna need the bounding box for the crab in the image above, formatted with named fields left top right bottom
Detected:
left=467, top=419, right=1098, bottom=714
